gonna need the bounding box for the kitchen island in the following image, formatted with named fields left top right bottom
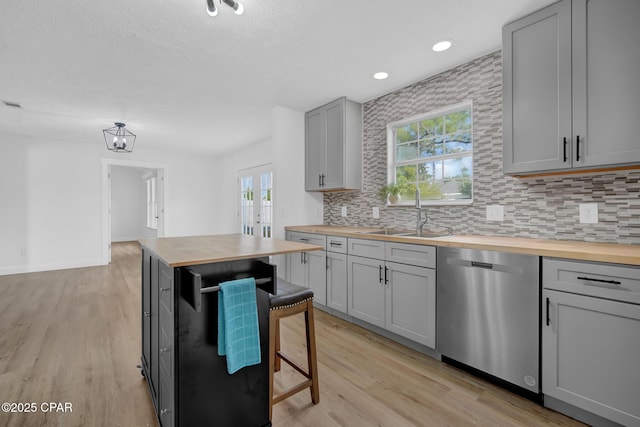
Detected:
left=138, top=234, right=322, bottom=427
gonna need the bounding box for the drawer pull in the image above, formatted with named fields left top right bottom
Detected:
left=299, top=238, right=309, bottom=242
left=160, top=408, right=171, bottom=415
left=577, top=276, right=622, bottom=286
left=160, top=287, right=171, bottom=292
left=330, top=241, right=343, bottom=247
left=144, top=311, right=151, bottom=318
left=160, top=347, right=169, bottom=353
left=379, top=265, right=383, bottom=283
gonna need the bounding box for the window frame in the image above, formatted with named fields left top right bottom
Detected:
left=385, top=100, right=474, bottom=206
left=146, top=176, right=158, bottom=230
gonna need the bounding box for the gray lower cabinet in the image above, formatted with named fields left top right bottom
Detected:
left=326, top=236, right=348, bottom=313
left=347, top=238, right=437, bottom=348
left=326, top=251, right=348, bottom=313
left=385, top=262, right=435, bottom=347
left=542, top=258, right=640, bottom=426
left=347, top=254, right=386, bottom=328
left=503, top=0, right=640, bottom=175
left=286, top=232, right=327, bottom=305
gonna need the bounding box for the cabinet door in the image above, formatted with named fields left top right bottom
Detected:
left=385, top=262, right=436, bottom=348
left=305, top=108, right=325, bottom=191
left=543, top=289, right=640, bottom=426
left=323, top=98, right=345, bottom=190
left=503, top=0, right=572, bottom=174
left=307, top=250, right=327, bottom=305
left=150, top=255, right=160, bottom=403
left=572, top=0, right=640, bottom=168
left=288, top=252, right=306, bottom=288
left=327, top=252, right=348, bottom=313
left=142, top=249, right=152, bottom=376
left=347, top=255, right=385, bottom=328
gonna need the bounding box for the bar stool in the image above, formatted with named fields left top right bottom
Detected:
left=269, top=279, right=320, bottom=419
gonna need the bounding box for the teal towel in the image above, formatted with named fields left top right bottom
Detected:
left=217, top=278, right=261, bottom=374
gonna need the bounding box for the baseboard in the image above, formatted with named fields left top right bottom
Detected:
left=0, top=258, right=106, bottom=276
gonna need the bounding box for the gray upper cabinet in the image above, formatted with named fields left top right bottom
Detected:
left=305, top=97, right=362, bottom=191
left=503, top=0, right=640, bottom=175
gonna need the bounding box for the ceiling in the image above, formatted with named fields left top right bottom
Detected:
left=0, top=0, right=555, bottom=155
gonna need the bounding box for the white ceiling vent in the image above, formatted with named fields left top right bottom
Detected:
left=2, top=100, right=22, bottom=109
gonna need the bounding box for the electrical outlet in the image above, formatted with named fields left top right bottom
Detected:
left=486, top=205, right=504, bottom=221
left=579, top=203, right=598, bottom=224
left=341, top=206, right=347, bottom=217
left=372, top=207, right=380, bottom=219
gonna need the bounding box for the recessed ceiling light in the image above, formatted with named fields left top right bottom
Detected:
left=432, top=40, right=452, bottom=52
left=373, top=72, right=389, bottom=80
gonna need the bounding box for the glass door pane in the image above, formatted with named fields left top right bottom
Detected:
left=259, top=172, right=272, bottom=238
left=240, top=175, right=254, bottom=235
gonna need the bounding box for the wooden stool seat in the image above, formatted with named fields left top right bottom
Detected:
left=269, top=279, right=319, bottom=419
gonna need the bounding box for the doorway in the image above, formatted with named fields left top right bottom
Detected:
left=101, top=159, right=167, bottom=264
left=239, top=164, right=273, bottom=238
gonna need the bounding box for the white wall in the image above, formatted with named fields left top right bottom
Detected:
left=0, top=132, right=219, bottom=275
left=214, top=138, right=274, bottom=234
left=214, top=106, right=323, bottom=237
left=110, top=166, right=156, bottom=242
left=272, top=105, right=323, bottom=240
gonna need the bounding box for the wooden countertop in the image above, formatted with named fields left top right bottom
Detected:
left=285, top=225, right=640, bottom=266
left=139, top=234, right=323, bottom=267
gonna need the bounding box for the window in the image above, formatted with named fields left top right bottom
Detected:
left=146, top=177, right=158, bottom=229
left=386, top=101, right=473, bottom=205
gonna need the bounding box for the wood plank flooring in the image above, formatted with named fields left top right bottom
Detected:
left=0, top=242, right=585, bottom=426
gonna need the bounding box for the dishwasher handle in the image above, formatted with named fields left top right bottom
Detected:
left=471, top=261, right=493, bottom=270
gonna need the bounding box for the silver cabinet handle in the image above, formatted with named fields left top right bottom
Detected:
left=144, top=311, right=151, bottom=317
left=160, top=287, right=170, bottom=292
left=160, top=408, right=171, bottom=415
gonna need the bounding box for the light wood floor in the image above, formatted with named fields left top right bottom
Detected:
left=0, top=242, right=585, bottom=427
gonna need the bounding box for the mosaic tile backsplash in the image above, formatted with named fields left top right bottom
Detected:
left=324, top=51, right=640, bottom=245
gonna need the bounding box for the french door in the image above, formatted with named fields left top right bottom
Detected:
left=239, top=164, right=273, bottom=238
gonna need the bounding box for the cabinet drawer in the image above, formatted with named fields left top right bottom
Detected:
left=287, top=232, right=326, bottom=250
left=385, top=242, right=436, bottom=269
left=348, top=238, right=385, bottom=259
left=543, top=258, right=640, bottom=304
left=326, top=236, right=347, bottom=254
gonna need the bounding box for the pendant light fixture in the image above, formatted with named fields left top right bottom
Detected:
left=103, top=122, right=136, bottom=153
left=207, top=0, right=244, bottom=16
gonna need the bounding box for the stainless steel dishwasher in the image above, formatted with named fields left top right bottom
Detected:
left=437, top=247, right=540, bottom=396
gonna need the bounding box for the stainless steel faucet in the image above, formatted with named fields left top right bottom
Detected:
left=415, top=188, right=428, bottom=236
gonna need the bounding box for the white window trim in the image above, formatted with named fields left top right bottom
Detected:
left=385, top=100, right=474, bottom=207
left=145, top=176, right=158, bottom=230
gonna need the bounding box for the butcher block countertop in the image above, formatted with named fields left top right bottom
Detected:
left=139, top=234, right=323, bottom=267
left=285, top=225, right=640, bottom=266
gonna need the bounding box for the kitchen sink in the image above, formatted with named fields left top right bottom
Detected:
left=362, top=229, right=450, bottom=238
left=401, top=231, right=450, bottom=238
left=363, top=229, right=414, bottom=236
